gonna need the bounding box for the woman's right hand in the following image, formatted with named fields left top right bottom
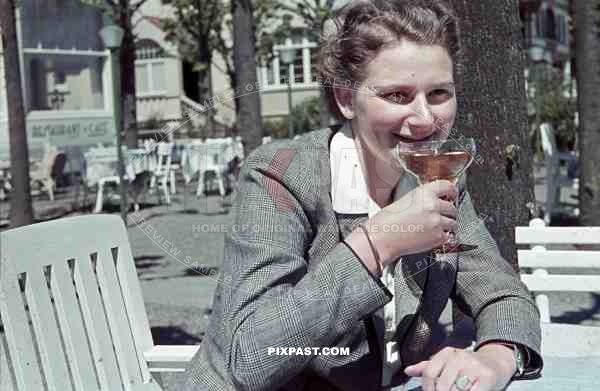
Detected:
left=368, top=180, right=459, bottom=266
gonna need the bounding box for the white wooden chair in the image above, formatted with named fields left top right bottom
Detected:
left=0, top=215, right=199, bottom=391
left=149, top=142, right=174, bottom=204
left=516, top=217, right=600, bottom=323
left=539, top=123, right=579, bottom=224
left=181, top=141, right=227, bottom=197
left=30, top=144, right=65, bottom=201
left=516, top=218, right=600, bottom=360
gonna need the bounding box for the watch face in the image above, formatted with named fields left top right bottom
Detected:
left=516, top=347, right=525, bottom=374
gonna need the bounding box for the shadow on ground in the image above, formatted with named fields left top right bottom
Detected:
left=151, top=326, right=203, bottom=345
left=134, top=254, right=164, bottom=269
left=184, top=266, right=220, bottom=277
left=553, top=293, right=600, bottom=324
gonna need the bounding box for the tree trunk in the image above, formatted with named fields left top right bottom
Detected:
left=197, top=48, right=214, bottom=136
left=574, top=0, right=600, bottom=226
left=232, top=0, right=262, bottom=155
left=448, top=0, right=535, bottom=269
left=119, top=4, right=138, bottom=148
left=319, top=88, right=329, bottom=128
left=0, top=0, right=34, bottom=227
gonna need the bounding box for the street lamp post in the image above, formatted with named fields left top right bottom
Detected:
left=99, top=22, right=128, bottom=224
left=279, top=48, right=296, bottom=139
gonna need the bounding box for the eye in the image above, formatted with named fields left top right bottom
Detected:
left=381, top=91, right=412, bottom=104
left=427, top=89, right=454, bottom=104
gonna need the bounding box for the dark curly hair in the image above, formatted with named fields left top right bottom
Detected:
left=317, top=0, right=462, bottom=121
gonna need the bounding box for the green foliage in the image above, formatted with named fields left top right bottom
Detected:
left=275, top=0, right=335, bottom=42
left=161, top=0, right=226, bottom=66
left=263, top=119, right=287, bottom=138
left=527, top=66, right=577, bottom=153
left=263, top=96, right=321, bottom=138
left=290, top=96, right=321, bottom=135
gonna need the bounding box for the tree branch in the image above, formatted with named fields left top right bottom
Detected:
left=131, top=0, right=150, bottom=14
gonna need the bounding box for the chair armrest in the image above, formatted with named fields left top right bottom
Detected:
left=144, top=345, right=200, bottom=373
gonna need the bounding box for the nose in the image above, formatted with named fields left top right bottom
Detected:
left=405, top=95, right=435, bottom=139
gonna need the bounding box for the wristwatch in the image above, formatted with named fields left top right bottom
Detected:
left=497, top=343, right=526, bottom=378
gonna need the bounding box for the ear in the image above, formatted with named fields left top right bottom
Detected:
left=333, top=86, right=355, bottom=120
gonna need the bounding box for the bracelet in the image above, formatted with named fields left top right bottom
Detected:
left=358, top=223, right=383, bottom=276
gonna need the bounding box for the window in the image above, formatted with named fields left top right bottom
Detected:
left=135, top=61, right=166, bottom=95
left=266, top=62, right=275, bottom=85
left=535, top=12, right=543, bottom=38
left=310, top=48, right=319, bottom=82
left=27, top=54, right=105, bottom=111
left=293, top=49, right=303, bottom=83
left=557, top=14, right=568, bottom=45
left=151, top=62, right=166, bottom=91
left=544, top=9, right=557, bottom=41
left=135, top=64, right=149, bottom=93
left=260, top=41, right=318, bottom=87
left=135, top=39, right=167, bottom=96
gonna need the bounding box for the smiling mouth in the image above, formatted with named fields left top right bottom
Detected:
left=393, top=134, right=436, bottom=143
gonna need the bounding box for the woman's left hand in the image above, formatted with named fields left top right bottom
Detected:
left=404, top=344, right=516, bottom=391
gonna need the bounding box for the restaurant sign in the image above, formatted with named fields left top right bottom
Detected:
left=26, top=116, right=116, bottom=147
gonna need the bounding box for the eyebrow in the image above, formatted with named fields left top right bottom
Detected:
left=371, top=81, right=455, bottom=92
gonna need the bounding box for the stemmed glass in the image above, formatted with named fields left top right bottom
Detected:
left=395, top=138, right=477, bottom=253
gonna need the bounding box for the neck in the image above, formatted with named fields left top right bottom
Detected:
left=354, top=137, right=402, bottom=208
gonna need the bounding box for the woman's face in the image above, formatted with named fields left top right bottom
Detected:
left=343, top=39, right=457, bottom=163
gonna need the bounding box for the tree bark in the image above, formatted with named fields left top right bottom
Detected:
left=574, top=0, right=600, bottom=226
left=118, top=2, right=138, bottom=148
left=0, top=0, right=34, bottom=227
left=319, top=88, right=329, bottom=128
left=197, top=47, right=214, bottom=136
left=232, top=0, right=263, bottom=155
left=448, top=0, right=535, bottom=269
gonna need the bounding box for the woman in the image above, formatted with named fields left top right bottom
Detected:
left=182, top=1, right=542, bottom=390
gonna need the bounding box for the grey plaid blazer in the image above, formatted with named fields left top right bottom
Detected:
left=182, top=126, right=542, bottom=391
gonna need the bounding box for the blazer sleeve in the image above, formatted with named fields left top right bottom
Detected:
left=450, top=190, right=543, bottom=379
left=220, top=155, right=392, bottom=391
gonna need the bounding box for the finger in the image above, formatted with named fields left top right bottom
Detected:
left=436, top=365, right=461, bottom=391
left=439, top=216, right=459, bottom=234
left=405, top=362, right=436, bottom=391
left=426, top=180, right=459, bottom=201
left=437, top=199, right=458, bottom=219
left=465, top=377, right=491, bottom=391
left=404, top=360, right=430, bottom=377
left=419, top=355, right=452, bottom=391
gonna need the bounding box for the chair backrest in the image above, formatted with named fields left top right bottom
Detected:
left=154, top=142, right=173, bottom=176
left=38, top=145, right=59, bottom=178
left=0, top=215, right=157, bottom=391
left=516, top=217, right=600, bottom=322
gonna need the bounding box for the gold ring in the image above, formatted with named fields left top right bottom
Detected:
left=454, top=374, right=472, bottom=391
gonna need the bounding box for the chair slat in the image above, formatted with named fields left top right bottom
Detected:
left=516, top=226, right=600, bottom=245
left=517, top=250, right=600, bottom=268
left=1, top=215, right=165, bottom=391
left=95, top=247, right=143, bottom=389
left=24, top=269, right=74, bottom=391
left=0, top=275, right=45, bottom=391
left=521, top=274, right=600, bottom=292
left=73, top=252, right=124, bottom=391
left=50, top=260, right=100, bottom=390
left=113, top=237, right=154, bottom=382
